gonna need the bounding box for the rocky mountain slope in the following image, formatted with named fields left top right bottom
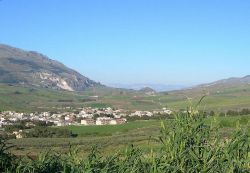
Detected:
left=0, top=44, right=100, bottom=91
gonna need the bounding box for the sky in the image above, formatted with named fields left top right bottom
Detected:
left=0, top=0, right=250, bottom=86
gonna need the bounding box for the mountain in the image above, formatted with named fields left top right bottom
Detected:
left=168, top=75, right=250, bottom=97
left=0, top=44, right=100, bottom=91
left=184, top=75, right=250, bottom=93
left=107, top=83, right=186, bottom=92
left=139, top=87, right=156, bottom=93
left=199, top=75, right=250, bottom=88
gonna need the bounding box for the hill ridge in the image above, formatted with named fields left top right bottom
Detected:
left=0, top=44, right=101, bottom=91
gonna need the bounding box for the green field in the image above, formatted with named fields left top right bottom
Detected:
left=8, top=120, right=161, bottom=156
left=8, top=115, right=250, bottom=157
left=66, top=120, right=160, bottom=137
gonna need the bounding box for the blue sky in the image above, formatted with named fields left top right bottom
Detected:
left=0, top=0, right=250, bottom=86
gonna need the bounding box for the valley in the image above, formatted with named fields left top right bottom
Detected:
left=0, top=44, right=249, bottom=172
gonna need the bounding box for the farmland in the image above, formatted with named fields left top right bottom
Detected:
left=8, top=120, right=161, bottom=156
left=66, top=120, right=160, bottom=137
left=2, top=111, right=250, bottom=172
left=8, top=115, right=250, bottom=157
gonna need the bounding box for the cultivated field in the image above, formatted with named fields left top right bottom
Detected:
left=8, top=115, right=250, bottom=157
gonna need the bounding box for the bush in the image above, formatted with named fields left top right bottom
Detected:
left=26, top=127, right=74, bottom=138
left=0, top=138, right=14, bottom=172
left=240, top=108, right=250, bottom=115
left=227, top=110, right=239, bottom=116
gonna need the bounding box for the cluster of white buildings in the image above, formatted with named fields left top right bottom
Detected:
left=0, top=107, right=174, bottom=139
left=129, top=111, right=154, bottom=117
left=129, top=108, right=172, bottom=117
left=81, top=117, right=127, bottom=126
left=0, top=107, right=173, bottom=127
left=0, top=107, right=128, bottom=127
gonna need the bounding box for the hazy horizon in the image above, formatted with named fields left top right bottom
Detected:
left=1, top=0, right=250, bottom=85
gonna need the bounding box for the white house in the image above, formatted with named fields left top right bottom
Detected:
left=81, top=119, right=95, bottom=125
left=96, top=117, right=112, bottom=125
left=110, top=119, right=117, bottom=125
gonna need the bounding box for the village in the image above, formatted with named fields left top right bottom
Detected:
left=0, top=107, right=173, bottom=127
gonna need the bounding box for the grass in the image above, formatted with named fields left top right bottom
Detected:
left=65, top=120, right=160, bottom=137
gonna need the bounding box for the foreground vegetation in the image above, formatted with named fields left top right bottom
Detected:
left=1, top=107, right=249, bottom=172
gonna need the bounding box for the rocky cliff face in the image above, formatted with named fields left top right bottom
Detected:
left=0, top=44, right=101, bottom=91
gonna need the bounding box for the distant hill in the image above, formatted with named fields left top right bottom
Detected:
left=184, top=75, right=250, bottom=93
left=199, top=75, right=250, bottom=88
left=107, top=83, right=186, bottom=92
left=139, top=87, right=156, bottom=93
left=166, top=75, right=250, bottom=98
left=0, top=44, right=101, bottom=91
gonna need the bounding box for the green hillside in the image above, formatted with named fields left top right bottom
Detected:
left=1, top=82, right=250, bottom=112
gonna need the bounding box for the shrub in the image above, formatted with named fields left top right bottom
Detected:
left=0, top=138, right=14, bottom=172
left=26, top=127, right=74, bottom=138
